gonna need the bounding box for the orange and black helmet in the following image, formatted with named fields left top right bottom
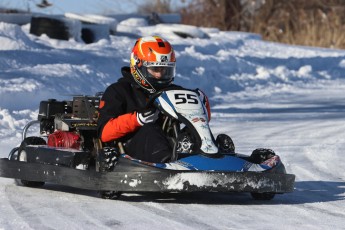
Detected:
left=130, top=36, right=176, bottom=93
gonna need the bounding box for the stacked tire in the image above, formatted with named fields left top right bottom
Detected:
left=30, top=16, right=69, bottom=40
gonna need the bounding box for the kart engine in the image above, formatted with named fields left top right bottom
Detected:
left=47, top=130, right=81, bottom=149
left=38, top=96, right=101, bottom=151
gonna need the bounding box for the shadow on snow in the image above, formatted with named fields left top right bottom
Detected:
left=14, top=180, right=345, bottom=205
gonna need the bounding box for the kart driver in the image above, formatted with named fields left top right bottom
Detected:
left=97, top=36, right=231, bottom=163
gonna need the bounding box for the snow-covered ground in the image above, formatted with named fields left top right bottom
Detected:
left=1, top=19, right=345, bottom=229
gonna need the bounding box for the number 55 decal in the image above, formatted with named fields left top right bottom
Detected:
left=175, top=93, right=199, bottom=104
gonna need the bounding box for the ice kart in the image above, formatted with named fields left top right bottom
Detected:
left=0, top=87, right=295, bottom=200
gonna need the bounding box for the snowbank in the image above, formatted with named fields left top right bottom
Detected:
left=0, top=16, right=345, bottom=230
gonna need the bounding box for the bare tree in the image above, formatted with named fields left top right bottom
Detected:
left=137, top=0, right=173, bottom=14
left=180, top=0, right=242, bottom=31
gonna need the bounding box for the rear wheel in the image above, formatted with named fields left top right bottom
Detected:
left=16, top=137, right=46, bottom=187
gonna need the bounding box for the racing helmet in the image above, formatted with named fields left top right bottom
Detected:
left=130, top=36, right=176, bottom=93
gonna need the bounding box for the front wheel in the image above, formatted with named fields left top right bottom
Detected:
left=249, top=148, right=276, bottom=164
left=96, top=145, right=121, bottom=199
left=16, top=137, right=46, bottom=187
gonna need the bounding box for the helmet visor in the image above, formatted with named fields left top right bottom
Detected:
left=140, top=62, right=175, bottom=83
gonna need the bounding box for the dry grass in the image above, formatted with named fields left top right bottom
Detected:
left=180, top=0, right=345, bottom=49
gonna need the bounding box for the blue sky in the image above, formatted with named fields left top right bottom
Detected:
left=1, top=0, right=140, bottom=14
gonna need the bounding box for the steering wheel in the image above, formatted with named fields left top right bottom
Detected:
left=146, top=90, right=164, bottom=108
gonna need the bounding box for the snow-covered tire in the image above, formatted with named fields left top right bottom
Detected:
left=216, top=134, right=235, bottom=153
left=97, top=147, right=118, bottom=173
left=249, top=148, right=276, bottom=164
left=81, top=28, right=94, bottom=44
left=30, top=16, right=69, bottom=40
left=96, top=146, right=121, bottom=199
left=16, top=137, right=46, bottom=187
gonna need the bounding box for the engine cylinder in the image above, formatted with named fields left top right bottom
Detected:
left=48, top=131, right=81, bottom=149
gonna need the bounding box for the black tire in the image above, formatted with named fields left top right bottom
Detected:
left=96, top=145, right=121, bottom=199
left=16, top=137, right=46, bottom=187
left=8, top=147, right=20, bottom=161
left=251, top=192, right=276, bottom=200
left=81, top=28, right=95, bottom=44
left=173, top=31, right=194, bottom=39
left=97, top=147, right=118, bottom=172
left=31, top=17, right=66, bottom=28
left=249, top=148, right=276, bottom=164
left=98, top=191, right=122, bottom=200
left=216, top=134, right=235, bottom=153
left=30, top=17, right=69, bottom=40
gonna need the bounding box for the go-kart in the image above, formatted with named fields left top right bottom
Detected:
left=0, top=86, right=295, bottom=200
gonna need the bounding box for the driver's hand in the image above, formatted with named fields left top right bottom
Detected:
left=136, top=108, right=159, bottom=126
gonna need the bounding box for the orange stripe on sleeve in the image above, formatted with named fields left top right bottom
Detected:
left=101, top=112, right=141, bottom=142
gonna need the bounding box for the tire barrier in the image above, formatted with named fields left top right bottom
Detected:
left=30, top=16, right=69, bottom=40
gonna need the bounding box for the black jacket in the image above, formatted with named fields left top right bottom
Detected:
left=97, top=66, right=148, bottom=142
